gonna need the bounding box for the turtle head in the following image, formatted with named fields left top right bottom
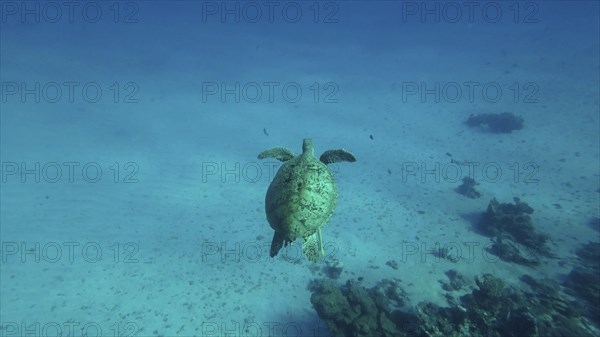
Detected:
left=302, top=138, right=314, bottom=156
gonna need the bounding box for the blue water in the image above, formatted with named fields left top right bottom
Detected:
left=1, top=1, right=599, bottom=337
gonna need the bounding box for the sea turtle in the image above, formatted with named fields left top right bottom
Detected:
left=257, top=138, right=356, bottom=262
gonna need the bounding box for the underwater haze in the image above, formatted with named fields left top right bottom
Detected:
left=1, top=1, right=599, bottom=336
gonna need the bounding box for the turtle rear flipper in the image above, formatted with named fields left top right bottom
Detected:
left=320, top=149, right=356, bottom=165
left=302, top=229, right=325, bottom=263
left=258, top=147, right=295, bottom=162
left=270, top=231, right=291, bottom=257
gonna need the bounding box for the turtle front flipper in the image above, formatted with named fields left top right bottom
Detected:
left=270, top=231, right=291, bottom=257
left=302, top=229, right=325, bottom=263
left=258, top=147, right=295, bottom=162
left=320, top=149, right=357, bottom=165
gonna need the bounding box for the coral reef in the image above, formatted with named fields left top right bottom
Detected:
left=477, top=197, right=551, bottom=263
left=440, top=269, right=469, bottom=291
left=563, top=241, right=600, bottom=325
left=323, top=259, right=344, bottom=279
left=310, top=274, right=597, bottom=337
left=309, top=278, right=412, bottom=337
left=456, top=176, right=481, bottom=199
left=488, top=237, right=542, bottom=266
left=465, top=112, right=524, bottom=133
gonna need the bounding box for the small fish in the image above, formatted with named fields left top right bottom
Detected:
left=387, top=169, right=392, bottom=175
left=263, top=128, right=269, bottom=136
left=369, top=135, right=374, bottom=140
